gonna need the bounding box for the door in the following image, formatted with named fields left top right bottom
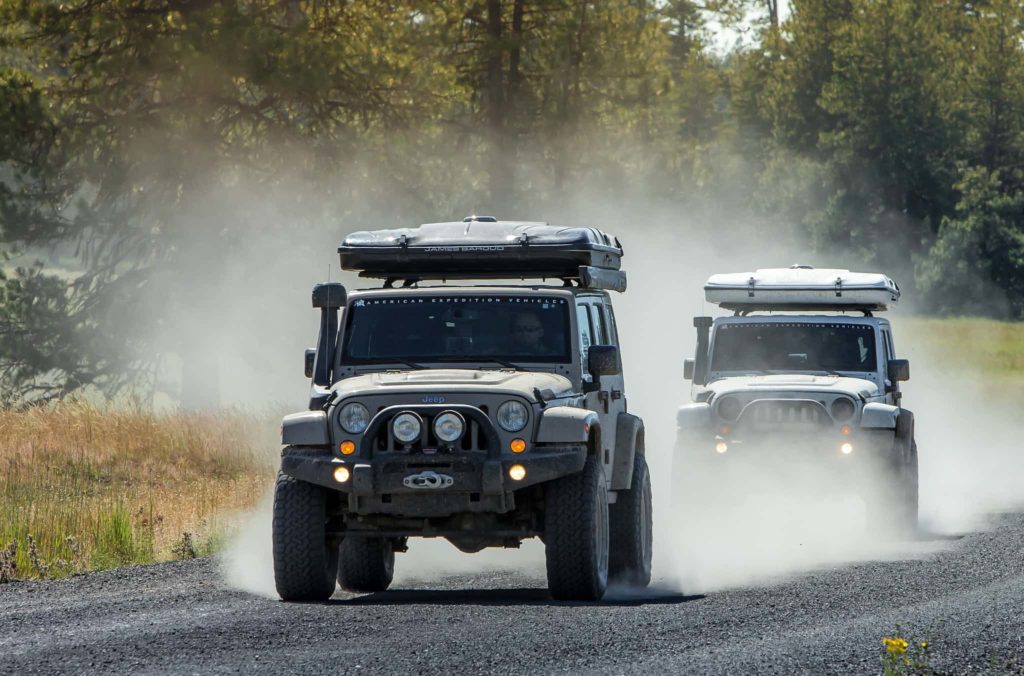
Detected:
left=595, top=302, right=626, bottom=477
left=577, top=299, right=621, bottom=481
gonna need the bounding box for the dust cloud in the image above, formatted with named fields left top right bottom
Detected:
left=213, top=167, right=1023, bottom=599
left=615, top=231, right=1024, bottom=594
left=221, top=488, right=278, bottom=599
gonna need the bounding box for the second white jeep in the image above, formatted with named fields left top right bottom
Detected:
left=673, top=266, right=918, bottom=532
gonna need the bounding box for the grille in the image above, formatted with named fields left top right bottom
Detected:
left=740, top=400, right=828, bottom=429
left=370, top=408, right=491, bottom=454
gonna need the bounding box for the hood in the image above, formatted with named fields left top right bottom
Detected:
left=330, top=369, right=574, bottom=401
left=706, top=374, right=879, bottom=399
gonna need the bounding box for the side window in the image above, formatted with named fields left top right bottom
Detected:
left=881, top=329, right=894, bottom=360
left=603, top=305, right=619, bottom=345
left=590, top=303, right=607, bottom=345
left=576, top=305, right=593, bottom=363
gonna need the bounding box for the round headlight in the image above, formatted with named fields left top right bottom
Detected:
left=496, top=400, right=529, bottom=432
left=392, top=412, right=422, bottom=444
left=339, top=402, right=370, bottom=434
left=717, top=396, right=742, bottom=422
left=433, top=411, right=465, bottom=444
left=830, top=397, right=856, bottom=421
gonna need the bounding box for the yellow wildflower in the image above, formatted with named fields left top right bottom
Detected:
left=882, top=637, right=908, bottom=655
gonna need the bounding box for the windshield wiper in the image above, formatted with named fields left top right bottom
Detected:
left=382, top=359, right=428, bottom=370
left=433, top=356, right=521, bottom=370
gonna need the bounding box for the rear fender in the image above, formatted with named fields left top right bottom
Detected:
left=611, top=413, right=644, bottom=490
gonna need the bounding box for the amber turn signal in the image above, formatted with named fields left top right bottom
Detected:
left=339, top=440, right=356, bottom=455
left=510, top=438, right=527, bottom=453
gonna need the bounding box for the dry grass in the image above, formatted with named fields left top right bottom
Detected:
left=0, top=401, right=279, bottom=580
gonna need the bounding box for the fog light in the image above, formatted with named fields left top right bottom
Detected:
left=840, top=442, right=853, bottom=455
left=715, top=440, right=728, bottom=454
left=333, top=465, right=351, bottom=483
left=508, top=464, right=526, bottom=481
left=339, top=440, right=356, bottom=456
left=510, top=438, right=527, bottom=453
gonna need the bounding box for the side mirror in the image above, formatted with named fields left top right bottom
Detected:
left=304, top=348, right=316, bottom=379
left=888, top=359, right=910, bottom=382
left=683, top=358, right=695, bottom=380
left=588, top=345, right=621, bottom=378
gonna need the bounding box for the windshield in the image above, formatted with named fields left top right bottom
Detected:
left=341, top=295, right=572, bottom=365
left=710, top=322, right=877, bottom=373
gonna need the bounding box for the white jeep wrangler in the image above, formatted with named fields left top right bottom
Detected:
left=673, top=266, right=917, bottom=532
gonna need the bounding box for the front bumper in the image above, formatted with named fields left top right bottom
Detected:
left=280, top=445, right=586, bottom=517
left=677, top=428, right=896, bottom=472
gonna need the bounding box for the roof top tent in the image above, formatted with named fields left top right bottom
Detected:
left=704, top=265, right=900, bottom=313
left=338, top=216, right=627, bottom=292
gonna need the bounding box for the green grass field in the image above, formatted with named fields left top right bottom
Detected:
left=903, top=317, right=1024, bottom=378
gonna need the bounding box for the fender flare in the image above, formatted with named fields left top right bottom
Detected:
left=281, top=410, right=330, bottom=446
left=677, top=402, right=712, bottom=430
left=611, top=412, right=644, bottom=490
left=535, top=406, right=600, bottom=444
left=860, top=402, right=899, bottom=430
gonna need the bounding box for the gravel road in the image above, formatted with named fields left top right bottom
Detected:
left=2, top=514, right=1022, bottom=675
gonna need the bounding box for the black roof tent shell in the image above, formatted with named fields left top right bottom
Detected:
left=338, top=219, right=627, bottom=292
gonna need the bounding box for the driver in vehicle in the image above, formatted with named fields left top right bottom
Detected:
left=510, top=311, right=556, bottom=355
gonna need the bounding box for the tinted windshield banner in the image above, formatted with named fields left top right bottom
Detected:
left=342, top=296, right=571, bottom=364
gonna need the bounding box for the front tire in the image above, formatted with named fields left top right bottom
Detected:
left=272, top=472, right=339, bottom=601
left=609, top=453, right=653, bottom=587
left=866, top=414, right=919, bottom=537
left=337, top=537, right=395, bottom=593
left=544, top=456, right=610, bottom=601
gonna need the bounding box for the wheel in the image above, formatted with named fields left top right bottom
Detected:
left=897, top=439, right=919, bottom=531
left=609, top=453, right=653, bottom=587
left=337, top=537, right=395, bottom=593
left=865, top=415, right=918, bottom=537
left=544, top=456, right=609, bottom=601
left=272, top=471, right=339, bottom=601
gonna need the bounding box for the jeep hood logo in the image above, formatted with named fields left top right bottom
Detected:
left=403, top=470, right=455, bottom=490
left=421, top=395, right=446, bottom=404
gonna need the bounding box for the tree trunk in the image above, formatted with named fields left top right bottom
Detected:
left=485, top=0, right=512, bottom=212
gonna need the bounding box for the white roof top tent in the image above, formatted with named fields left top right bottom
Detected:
left=704, top=265, right=900, bottom=313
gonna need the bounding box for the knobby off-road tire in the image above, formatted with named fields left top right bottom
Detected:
left=609, top=453, right=653, bottom=587
left=337, top=538, right=395, bottom=593
left=898, top=439, right=919, bottom=531
left=867, top=414, right=919, bottom=538
left=272, top=471, right=339, bottom=601
left=544, top=456, right=610, bottom=601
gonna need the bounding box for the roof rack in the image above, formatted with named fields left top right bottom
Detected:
left=729, top=304, right=875, bottom=316
left=338, top=218, right=627, bottom=292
